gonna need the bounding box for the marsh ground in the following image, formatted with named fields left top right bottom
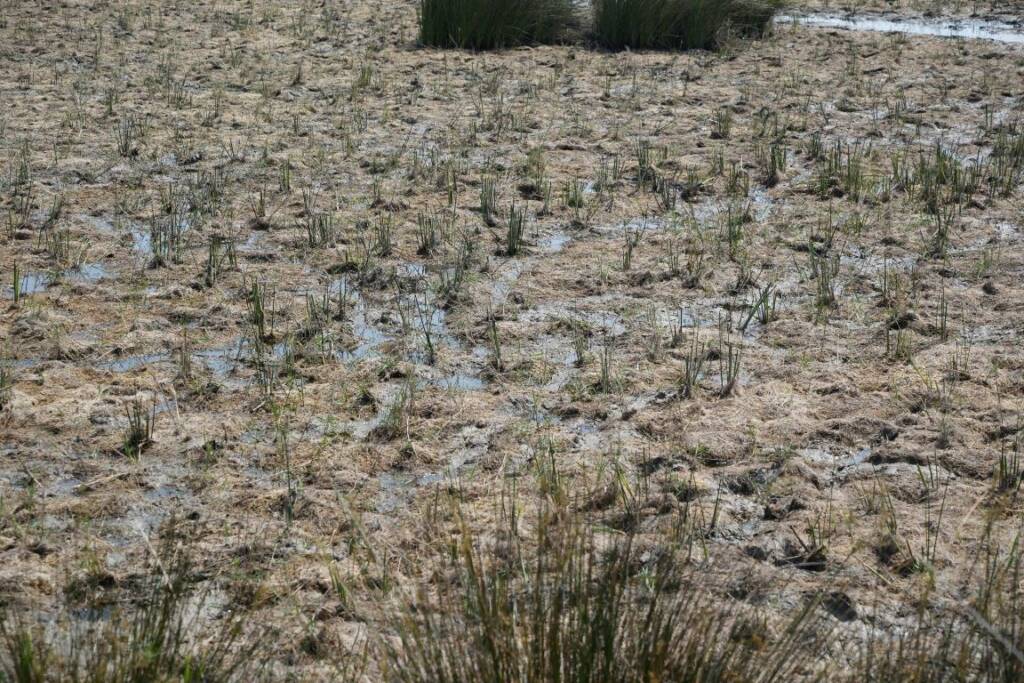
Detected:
left=1, top=0, right=1023, bottom=679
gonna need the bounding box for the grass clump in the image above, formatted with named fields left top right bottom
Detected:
left=385, top=514, right=821, bottom=682
left=0, top=550, right=265, bottom=683
left=593, top=0, right=783, bottom=51
left=419, top=0, right=577, bottom=49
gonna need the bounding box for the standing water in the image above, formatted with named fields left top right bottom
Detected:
left=776, top=13, right=1024, bottom=45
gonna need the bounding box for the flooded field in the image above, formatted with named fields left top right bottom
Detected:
left=1, top=0, right=1023, bottom=679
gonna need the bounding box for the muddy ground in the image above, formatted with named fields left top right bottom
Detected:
left=1, top=0, right=1023, bottom=678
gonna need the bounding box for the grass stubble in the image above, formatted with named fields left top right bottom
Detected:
left=1, top=0, right=1024, bottom=679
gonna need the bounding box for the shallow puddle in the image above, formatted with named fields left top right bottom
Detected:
left=5, top=264, right=112, bottom=299
left=396, top=262, right=427, bottom=279
left=131, top=227, right=151, bottom=255
left=97, top=352, right=169, bottom=373
left=777, top=13, right=1024, bottom=45
left=433, top=372, right=485, bottom=392
left=593, top=215, right=669, bottom=237
left=195, top=342, right=243, bottom=377
left=334, top=291, right=391, bottom=362
left=487, top=259, right=526, bottom=307
left=800, top=446, right=873, bottom=470
left=539, top=232, right=572, bottom=253
left=67, top=262, right=110, bottom=283
left=6, top=271, right=51, bottom=298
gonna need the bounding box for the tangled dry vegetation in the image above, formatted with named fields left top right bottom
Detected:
left=1, top=0, right=1024, bottom=680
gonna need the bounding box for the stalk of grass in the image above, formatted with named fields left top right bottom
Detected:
left=416, top=212, right=442, bottom=256
left=995, top=426, right=1023, bottom=494
left=598, top=341, right=615, bottom=392
left=414, top=291, right=439, bottom=366
left=645, top=306, right=663, bottom=362
left=122, top=398, right=155, bottom=458
left=680, top=330, right=706, bottom=399
left=480, top=175, right=498, bottom=225
left=505, top=203, right=526, bottom=256
left=0, top=352, right=12, bottom=413
left=11, top=262, right=20, bottom=305
left=204, top=235, right=231, bottom=287
left=593, top=0, right=783, bottom=51
left=419, top=0, right=577, bottom=50
left=176, top=329, right=193, bottom=382
left=247, top=279, right=276, bottom=342
left=571, top=318, right=588, bottom=367
left=372, top=382, right=411, bottom=442
left=488, top=312, right=503, bottom=371
left=739, top=282, right=779, bottom=332
left=622, top=224, right=644, bottom=270
left=375, top=213, right=394, bottom=257
left=718, top=340, right=741, bottom=397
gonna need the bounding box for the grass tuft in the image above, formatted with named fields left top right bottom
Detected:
left=1, top=548, right=265, bottom=683
left=419, top=0, right=577, bottom=50
left=592, top=0, right=783, bottom=51
left=385, top=511, right=822, bottom=682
